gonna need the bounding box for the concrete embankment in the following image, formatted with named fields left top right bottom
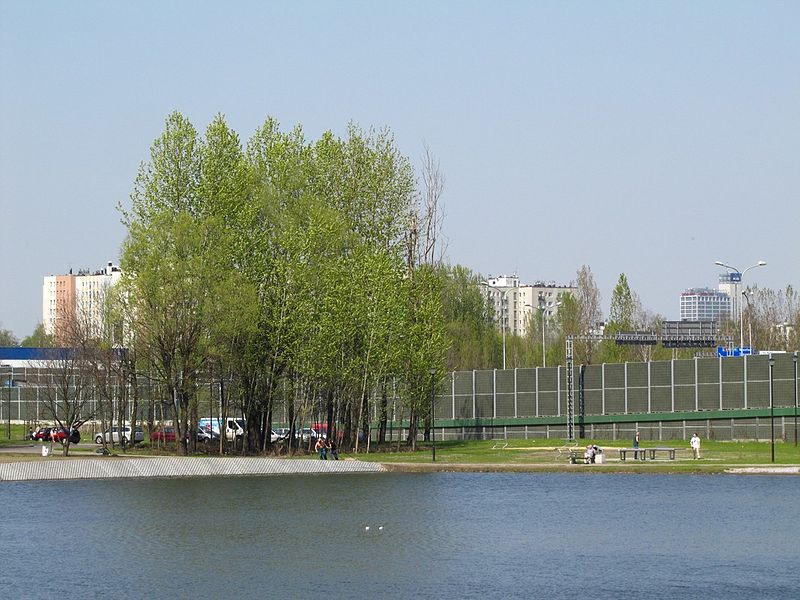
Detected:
left=0, top=456, right=385, bottom=482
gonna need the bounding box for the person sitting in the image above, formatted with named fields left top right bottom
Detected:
left=584, top=444, right=596, bottom=464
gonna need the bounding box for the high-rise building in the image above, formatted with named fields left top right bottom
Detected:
left=717, top=272, right=742, bottom=321
left=679, top=288, right=730, bottom=322
left=482, top=274, right=575, bottom=337
left=43, top=262, right=122, bottom=343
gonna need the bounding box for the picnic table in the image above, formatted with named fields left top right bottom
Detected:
left=618, top=447, right=677, bottom=461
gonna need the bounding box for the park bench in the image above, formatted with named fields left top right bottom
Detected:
left=619, top=447, right=677, bottom=461
left=569, top=449, right=604, bottom=464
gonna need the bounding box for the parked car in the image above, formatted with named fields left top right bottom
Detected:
left=95, top=425, right=144, bottom=445
left=271, top=428, right=290, bottom=443
left=32, top=426, right=80, bottom=444
left=196, top=426, right=219, bottom=444
left=32, top=427, right=52, bottom=441
left=50, top=428, right=81, bottom=444
left=150, top=426, right=177, bottom=443
left=296, top=428, right=319, bottom=442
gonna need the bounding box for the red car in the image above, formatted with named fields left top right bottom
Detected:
left=150, top=426, right=177, bottom=443
left=33, top=427, right=80, bottom=444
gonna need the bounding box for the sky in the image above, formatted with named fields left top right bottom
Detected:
left=1, top=0, right=798, bottom=339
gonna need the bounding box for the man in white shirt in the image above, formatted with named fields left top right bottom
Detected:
left=690, top=433, right=701, bottom=459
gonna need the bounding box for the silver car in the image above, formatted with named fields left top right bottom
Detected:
left=94, top=425, right=144, bottom=445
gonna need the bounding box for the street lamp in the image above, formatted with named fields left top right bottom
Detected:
left=480, top=282, right=509, bottom=370
left=429, top=368, right=436, bottom=462
left=526, top=301, right=562, bottom=368
left=768, top=354, right=775, bottom=463
left=741, top=291, right=753, bottom=349
left=714, top=260, right=767, bottom=350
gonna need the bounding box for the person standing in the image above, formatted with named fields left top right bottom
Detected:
left=315, top=436, right=327, bottom=460
left=690, top=432, right=701, bottom=459
left=633, top=430, right=641, bottom=459
left=328, top=438, right=339, bottom=460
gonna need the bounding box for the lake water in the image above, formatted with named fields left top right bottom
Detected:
left=1, top=473, right=797, bottom=599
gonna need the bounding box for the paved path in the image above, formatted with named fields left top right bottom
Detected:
left=0, top=456, right=385, bottom=482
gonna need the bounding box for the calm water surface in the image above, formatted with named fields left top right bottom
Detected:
left=1, top=473, right=797, bottom=599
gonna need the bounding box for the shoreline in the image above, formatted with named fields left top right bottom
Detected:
left=0, top=453, right=798, bottom=480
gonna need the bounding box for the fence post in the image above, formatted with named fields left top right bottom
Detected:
left=451, top=372, right=455, bottom=421
left=472, top=370, right=476, bottom=420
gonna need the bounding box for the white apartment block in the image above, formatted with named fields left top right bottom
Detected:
left=483, top=274, right=575, bottom=337
left=43, top=262, right=122, bottom=343
left=679, top=288, right=731, bottom=322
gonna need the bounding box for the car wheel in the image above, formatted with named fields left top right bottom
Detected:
left=95, top=436, right=103, bottom=444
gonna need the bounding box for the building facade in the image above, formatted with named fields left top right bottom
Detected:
left=43, top=262, right=122, bottom=343
left=716, top=272, right=742, bottom=321
left=679, top=287, right=731, bottom=322
left=483, top=274, right=575, bottom=337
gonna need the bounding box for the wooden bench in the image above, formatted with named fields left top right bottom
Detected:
left=619, top=447, right=677, bottom=461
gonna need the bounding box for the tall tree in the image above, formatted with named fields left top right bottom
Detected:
left=567, top=265, right=602, bottom=364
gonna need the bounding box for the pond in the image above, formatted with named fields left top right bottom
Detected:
left=1, top=472, right=797, bottom=599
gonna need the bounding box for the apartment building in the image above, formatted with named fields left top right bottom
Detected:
left=43, top=262, right=122, bottom=343
left=482, top=274, right=575, bottom=337
left=679, top=288, right=731, bottom=322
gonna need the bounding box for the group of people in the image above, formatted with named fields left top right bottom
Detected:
left=314, top=437, right=339, bottom=460
left=583, top=444, right=601, bottom=463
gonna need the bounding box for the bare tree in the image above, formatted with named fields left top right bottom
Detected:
left=36, top=308, right=96, bottom=456
left=419, top=143, right=446, bottom=266
left=574, top=265, right=602, bottom=363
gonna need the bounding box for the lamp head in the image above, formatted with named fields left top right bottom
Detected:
left=757, top=260, right=767, bottom=266
left=714, top=261, right=724, bottom=266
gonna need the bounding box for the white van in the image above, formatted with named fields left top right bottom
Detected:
left=199, top=417, right=245, bottom=441
left=224, top=418, right=246, bottom=441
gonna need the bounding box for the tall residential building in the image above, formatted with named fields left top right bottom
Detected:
left=679, top=288, right=731, bottom=322
left=43, top=262, right=122, bottom=343
left=717, top=272, right=742, bottom=321
left=483, top=274, right=575, bottom=337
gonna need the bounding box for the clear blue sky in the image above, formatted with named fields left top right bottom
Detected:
left=1, top=0, right=798, bottom=339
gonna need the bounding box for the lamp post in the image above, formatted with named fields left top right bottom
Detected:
left=525, top=301, right=562, bottom=368
left=429, top=368, right=436, bottom=462
left=713, top=260, right=766, bottom=350
left=480, top=282, right=509, bottom=370
left=768, top=354, right=775, bottom=463
left=741, top=291, right=753, bottom=349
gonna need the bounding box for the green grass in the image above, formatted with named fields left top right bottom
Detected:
left=351, top=438, right=800, bottom=469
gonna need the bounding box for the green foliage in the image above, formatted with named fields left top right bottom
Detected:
left=20, top=324, right=52, bottom=347
left=0, top=326, right=19, bottom=346
left=117, top=112, right=447, bottom=454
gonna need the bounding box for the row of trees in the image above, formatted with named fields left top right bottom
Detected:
left=475, top=269, right=800, bottom=370
left=106, top=112, right=449, bottom=455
